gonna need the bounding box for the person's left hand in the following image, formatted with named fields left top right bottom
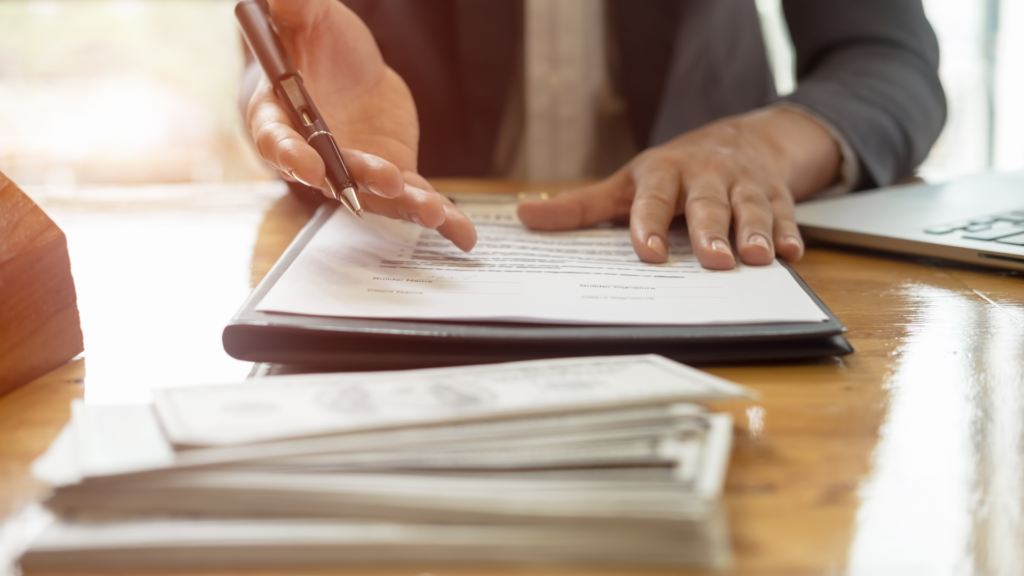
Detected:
left=517, top=107, right=843, bottom=270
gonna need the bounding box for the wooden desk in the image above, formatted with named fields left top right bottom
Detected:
left=2, top=177, right=1024, bottom=576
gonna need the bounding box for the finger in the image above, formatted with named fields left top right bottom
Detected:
left=436, top=202, right=478, bottom=252
left=247, top=77, right=326, bottom=189
left=629, top=159, right=682, bottom=263
left=770, top=191, right=804, bottom=263
left=358, top=185, right=477, bottom=252
left=402, top=171, right=436, bottom=193
left=400, top=173, right=477, bottom=251
left=683, top=178, right=736, bottom=270
left=517, top=172, right=633, bottom=231
left=358, top=184, right=448, bottom=230
left=339, top=149, right=402, bottom=198
left=730, top=181, right=775, bottom=266
left=248, top=73, right=405, bottom=201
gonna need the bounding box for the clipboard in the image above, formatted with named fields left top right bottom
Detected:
left=224, top=203, right=852, bottom=370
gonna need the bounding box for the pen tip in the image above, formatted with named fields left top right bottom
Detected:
left=355, top=209, right=364, bottom=219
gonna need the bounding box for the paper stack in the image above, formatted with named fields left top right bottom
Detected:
left=20, top=355, right=750, bottom=570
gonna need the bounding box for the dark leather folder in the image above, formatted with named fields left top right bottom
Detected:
left=224, top=204, right=852, bottom=371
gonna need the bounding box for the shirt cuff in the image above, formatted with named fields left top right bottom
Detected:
left=771, top=101, right=860, bottom=197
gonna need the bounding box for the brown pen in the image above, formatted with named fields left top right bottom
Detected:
left=236, top=0, right=363, bottom=217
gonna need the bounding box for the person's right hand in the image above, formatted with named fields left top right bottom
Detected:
left=247, top=0, right=476, bottom=251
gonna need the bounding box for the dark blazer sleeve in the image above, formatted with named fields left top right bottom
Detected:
left=780, top=0, right=946, bottom=189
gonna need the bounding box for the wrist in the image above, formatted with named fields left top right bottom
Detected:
left=739, top=107, right=842, bottom=200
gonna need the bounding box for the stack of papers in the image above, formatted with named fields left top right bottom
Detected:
left=20, top=355, right=751, bottom=570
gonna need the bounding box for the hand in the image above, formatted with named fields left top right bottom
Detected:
left=517, top=107, right=842, bottom=269
left=246, top=0, right=476, bottom=251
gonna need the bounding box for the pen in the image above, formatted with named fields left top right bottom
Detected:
left=235, top=0, right=363, bottom=217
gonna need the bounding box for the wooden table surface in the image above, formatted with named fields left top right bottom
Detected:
left=2, top=178, right=1024, bottom=576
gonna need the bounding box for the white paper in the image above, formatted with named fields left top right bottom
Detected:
left=256, top=202, right=828, bottom=325
left=30, top=422, right=83, bottom=488
left=71, top=402, right=176, bottom=478
left=0, top=504, right=52, bottom=576
left=154, top=355, right=751, bottom=446
left=31, top=404, right=176, bottom=486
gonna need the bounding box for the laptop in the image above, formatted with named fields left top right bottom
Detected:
left=794, top=171, right=1024, bottom=272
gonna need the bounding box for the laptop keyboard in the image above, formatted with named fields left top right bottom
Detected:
left=925, top=209, right=1024, bottom=246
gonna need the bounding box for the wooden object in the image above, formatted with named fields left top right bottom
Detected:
left=2, top=179, right=1024, bottom=575
left=0, top=172, right=83, bottom=396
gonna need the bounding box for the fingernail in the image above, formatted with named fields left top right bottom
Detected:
left=785, top=235, right=804, bottom=250
left=366, top=181, right=384, bottom=196
left=287, top=170, right=312, bottom=188
left=711, top=239, right=731, bottom=254
left=748, top=234, right=770, bottom=250
left=410, top=214, right=426, bottom=228
left=646, top=235, right=668, bottom=258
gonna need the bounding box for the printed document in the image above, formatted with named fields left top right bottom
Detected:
left=256, top=201, right=827, bottom=325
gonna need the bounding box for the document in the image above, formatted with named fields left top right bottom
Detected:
left=256, top=201, right=828, bottom=325
left=153, top=355, right=750, bottom=446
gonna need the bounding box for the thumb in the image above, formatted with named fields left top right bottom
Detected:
left=266, top=0, right=384, bottom=91
left=517, top=172, right=634, bottom=231
left=266, top=0, right=334, bottom=32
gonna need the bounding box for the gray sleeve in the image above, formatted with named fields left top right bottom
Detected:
left=780, top=0, right=946, bottom=189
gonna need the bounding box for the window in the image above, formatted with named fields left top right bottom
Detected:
left=0, top=0, right=271, bottom=188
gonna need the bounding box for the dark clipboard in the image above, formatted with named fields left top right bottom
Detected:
left=224, top=203, right=852, bottom=370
